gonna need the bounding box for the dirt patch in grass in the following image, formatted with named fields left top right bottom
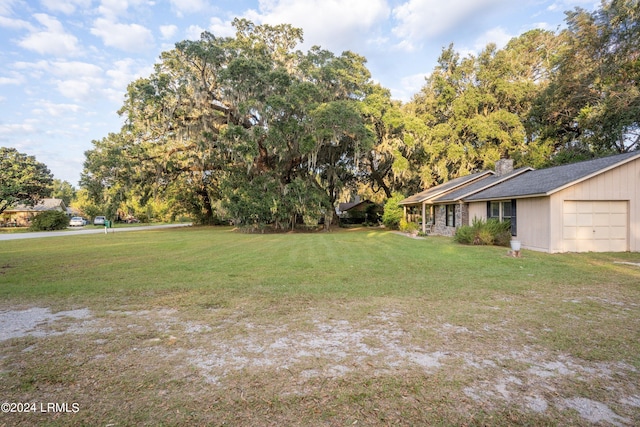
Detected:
left=0, top=307, right=91, bottom=341
left=1, top=303, right=638, bottom=426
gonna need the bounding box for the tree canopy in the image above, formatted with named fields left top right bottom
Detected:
left=532, top=0, right=640, bottom=156
left=82, top=19, right=377, bottom=228
left=50, top=179, right=76, bottom=206
left=81, top=1, right=639, bottom=228
left=0, top=147, right=53, bottom=214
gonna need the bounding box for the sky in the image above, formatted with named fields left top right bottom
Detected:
left=0, top=0, right=599, bottom=187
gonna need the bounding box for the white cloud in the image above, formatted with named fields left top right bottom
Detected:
left=529, top=21, right=556, bottom=31
left=47, top=62, right=105, bottom=101
left=392, top=72, right=429, bottom=102
left=13, top=60, right=49, bottom=77
left=392, top=0, right=508, bottom=46
left=12, top=59, right=106, bottom=102
left=91, top=18, right=154, bottom=52
left=41, top=0, right=92, bottom=15
left=185, top=24, right=206, bottom=40
left=472, top=26, right=513, bottom=52
left=0, top=0, right=19, bottom=15
left=393, top=39, right=418, bottom=53
left=105, top=58, right=152, bottom=93
left=454, top=28, right=516, bottom=63
left=159, top=24, right=178, bottom=39
left=169, top=0, right=209, bottom=17
left=97, top=0, right=151, bottom=20
left=55, top=79, right=96, bottom=101
left=49, top=61, right=104, bottom=79
left=0, top=122, right=38, bottom=138
left=547, top=0, right=599, bottom=12
left=0, top=76, right=23, bottom=85
left=102, top=87, right=129, bottom=104
left=32, top=101, right=82, bottom=117
left=0, top=15, right=34, bottom=31
left=17, top=13, right=81, bottom=56
left=208, top=17, right=235, bottom=38
left=182, top=17, right=234, bottom=41
left=253, top=0, right=390, bottom=51
left=367, top=35, right=389, bottom=47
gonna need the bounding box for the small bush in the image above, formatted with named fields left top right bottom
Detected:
left=453, top=225, right=474, bottom=244
left=399, top=218, right=419, bottom=234
left=476, top=228, right=494, bottom=245
left=487, top=219, right=512, bottom=246
left=454, top=218, right=512, bottom=247
left=382, top=193, right=405, bottom=230
left=29, top=211, right=69, bottom=231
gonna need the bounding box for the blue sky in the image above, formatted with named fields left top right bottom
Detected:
left=0, top=0, right=598, bottom=186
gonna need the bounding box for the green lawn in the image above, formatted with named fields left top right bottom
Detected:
left=1, top=227, right=639, bottom=426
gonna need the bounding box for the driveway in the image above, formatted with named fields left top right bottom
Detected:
left=0, top=223, right=192, bottom=241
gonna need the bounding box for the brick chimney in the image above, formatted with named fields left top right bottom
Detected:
left=495, top=159, right=514, bottom=176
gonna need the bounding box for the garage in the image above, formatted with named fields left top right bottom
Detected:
left=462, top=151, right=639, bottom=253
left=562, top=201, right=628, bottom=252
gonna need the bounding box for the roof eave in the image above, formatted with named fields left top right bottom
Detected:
left=466, top=192, right=549, bottom=203
left=449, top=167, right=535, bottom=202
left=399, top=171, right=494, bottom=205
left=546, top=153, right=640, bottom=196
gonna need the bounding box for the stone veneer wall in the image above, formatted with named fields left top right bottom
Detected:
left=431, top=203, right=468, bottom=236
left=460, top=203, right=469, bottom=228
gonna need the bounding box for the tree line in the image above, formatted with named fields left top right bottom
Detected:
left=73, top=0, right=638, bottom=228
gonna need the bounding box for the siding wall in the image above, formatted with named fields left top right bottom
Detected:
left=549, top=158, right=639, bottom=252
left=468, top=203, right=486, bottom=225
left=514, top=197, right=551, bottom=252
left=468, top=198, right=551, bottom=251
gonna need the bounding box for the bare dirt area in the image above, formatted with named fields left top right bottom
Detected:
left=1, top=301, right=639, bottom=426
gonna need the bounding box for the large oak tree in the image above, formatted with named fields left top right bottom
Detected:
left=82, top=19, right=374, bottom=228
left=0, top=147, right=53, bottom=214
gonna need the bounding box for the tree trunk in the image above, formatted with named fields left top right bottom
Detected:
left=199, top=188, right=214, bottom=225
left=324, top=208, right=333, bottom=232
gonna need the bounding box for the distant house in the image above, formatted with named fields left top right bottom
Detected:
left=66, top=206, right=83, bottom=217
left=337, top=197, right=383, bottom=224
left=1, top=198, right=68, bottom=227
left=400, top=152, right=640, bottom=253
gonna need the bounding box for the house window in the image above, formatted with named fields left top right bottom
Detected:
left=426, top=205, right=435, bottom=225
left=487, top=200, right=517, bottom=236
left=445, top=205, right=456, bottom=227
left=490, top=202, right=501, bottom=218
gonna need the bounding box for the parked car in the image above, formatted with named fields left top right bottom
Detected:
left=93, top=216, right=106, bottom=225
left=69, top=216, right=85, bottom=227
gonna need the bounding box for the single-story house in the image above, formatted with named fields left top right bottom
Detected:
left=337, top=198, right=382, bottom=224
left=1, top=198, right=68, bottom=227
left=400, top=151, right=640, bottom=253
left=399, top=161, right=526, bottom=236
left=398, top=170, right=493, bottom=233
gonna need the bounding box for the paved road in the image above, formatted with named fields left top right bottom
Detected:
left=0, top=223, right=192, bottom=241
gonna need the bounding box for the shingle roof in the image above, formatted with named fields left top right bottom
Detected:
left=8, top=198, right=66, bottom=212
left=434, top=167, right=533, bottom=203
left=399, top=171, right=492, bottom=205
left=466, top=151, right=640, bottom=201
left=338, top=200, right=374, bottom=212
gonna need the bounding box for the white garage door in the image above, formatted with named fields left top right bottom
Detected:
left=562, top=201, right=628, bottom=252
